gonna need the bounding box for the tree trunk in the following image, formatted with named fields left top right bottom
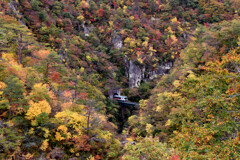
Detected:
left=73, top=73, right=77, bottom=102
left=17, top=33, right=22, bottom=64
left=8, top=99, right=12, bottom=120
left=86, top=109, right=91, bottom=136
left=46, top=63, right=49, bottom=80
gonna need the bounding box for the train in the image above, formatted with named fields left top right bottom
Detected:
left=113, top=95, right=128, bottom=101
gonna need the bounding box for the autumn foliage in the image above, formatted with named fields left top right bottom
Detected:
left=0, top=0, right=240, bottom=159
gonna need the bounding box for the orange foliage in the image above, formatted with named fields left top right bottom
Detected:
left=95, top=155, right=102, bottom=159
left=50, top=72, right=61, bottom=83
left=49, top=91, right=58, bottom=107
left=33, top=50, right=50, bottom=59
left=78, top=92, right=88, bottom=100
left=6, top=61, right=27, bottom=82
left=68, top=135, right=91, bottom=152
left=61, top=102, right=73, bottom=109
left=64, top=91, right=73, bottom=98
left=170, top=155, right=181, bottom=160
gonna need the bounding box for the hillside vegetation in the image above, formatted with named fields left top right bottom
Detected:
left=0, top=0, right=240, bottom=159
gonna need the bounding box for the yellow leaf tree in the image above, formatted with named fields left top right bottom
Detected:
left=25, top=100, right=51, bottom=120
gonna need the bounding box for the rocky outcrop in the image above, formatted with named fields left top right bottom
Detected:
left=127, top=60, right=142, bottom=88
left=8, top=0, right=26, bottom=25
left=112, top=31, right=123, bottom=49
left=82, top=24, right=90, bottom=37
left=112, top=33, right=172, bottom=88
left=124, top=59, right=173, bottom=88
left=82, top=24, right=95, bottom=37
left=144, top=62, right=173, bottom=81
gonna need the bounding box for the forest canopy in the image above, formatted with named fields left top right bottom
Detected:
left=0, top=0, right=240, bottom=159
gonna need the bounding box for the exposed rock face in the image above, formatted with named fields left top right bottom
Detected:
left=112, top=33, right=172, bottom=88
left=112, top=31, right=123, bottom=49
left=128, top=60, right=142, bottom=88
left=144, top=62, right=173, bottom=81
left=82, top=24, right=95, bottom=37
left=82, top=24, right=90, bottom=37
left=124, top=58, right=173, bottom=88
left=8, top=0, right=26, bottom=25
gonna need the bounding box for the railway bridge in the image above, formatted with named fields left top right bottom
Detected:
left=108, top=88, right=139, bottom=132
left=117, top=101, right=139, bottom=109
left=116, top=100, right=139, bottom=133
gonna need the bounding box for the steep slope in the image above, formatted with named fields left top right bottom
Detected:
left=0, top=13, right=121, bottom=159
left=4, top=0, right=238, bottom=90
left=126, top=17, right=240, bottom=159
left=1, top=0, right=240, bottom=159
